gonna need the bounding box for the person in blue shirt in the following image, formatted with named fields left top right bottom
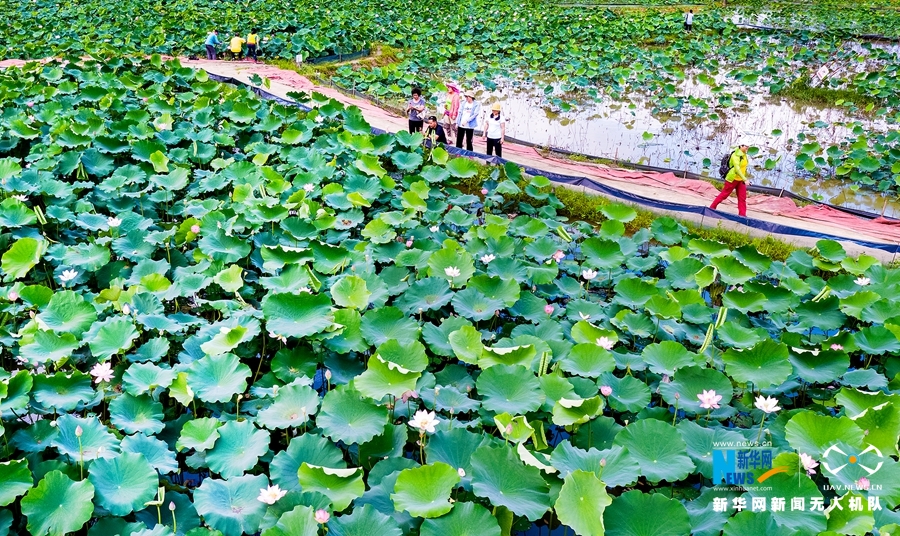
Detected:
left=455, top=90, right=482, bottom=152
left=205, top=30, right=220, bottom=60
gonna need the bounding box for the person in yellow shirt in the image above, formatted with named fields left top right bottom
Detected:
left=710, top=142, right=750, bottom=216
left=229, top=33, right=245, bottom=61
left=247, top=29, right=261, bottom=63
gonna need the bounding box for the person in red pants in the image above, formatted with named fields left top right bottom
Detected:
left=710, top=143, right=750, bottom=216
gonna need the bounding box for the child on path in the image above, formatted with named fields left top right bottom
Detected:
left=204, top=30, right=220, bottom=60
left=456, top=90, right=481, bottom=152
left=247, top=29, right=261, bottom=62
left=229, top=33, right=246, bottom=61
left=407, top=88, right=426, bottom=133
left=482, top=103, right=506, bottom=157
left=684, top=9, right=694, bottom=32
left=709, top=142, right=750, bottom=216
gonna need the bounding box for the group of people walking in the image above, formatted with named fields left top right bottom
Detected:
left=408, top=84, right=507, bottom=157
left=204, top=30, right=262, bottom=62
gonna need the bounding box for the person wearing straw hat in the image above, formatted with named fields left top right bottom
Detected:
left=709, top=141, right=750, bottom=217
left=456, top=90, right=481, bottom=152
left=482, top=102, right=506, bottom=157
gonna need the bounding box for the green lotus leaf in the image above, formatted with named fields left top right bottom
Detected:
left=36, top=290, right=97, bottom=336
left=32, top=371, right=95, bottom=411
left=109, top=393, right=165, bottom=435
left=613, top=419, right=695, bottom=482
left=21, top=470, right=95, bottom=536
left=847, top=402, right=900, bottom=457
left=395, top=277, right=454, bottom=314
left=493, top=413, right=535, bottom=444
left=0, top=459, right=32, bottom=507
left=659, top=366, right=733, bottom=415
left=599, top=373, right=651, bottom=413
left=51, top=414, right=119, bottom=461
left=187, top=353, right=251, bottom=403
left=134, top=491, right=200, bottom=535
left=789, top=348, right=849, bottom=384
left=263, top=292, right=334, bottom=339
left=476, top=364, right=544, bottom=415
left=445, top=157, right=478, bottom=178
left=723, top=510, right=799, bottom=536
left=836, top=388, right=898, bottom=417
left=785, top=411, right=864, bottom=457
left=121, top=433, right=178, bottom=473
left=390, top=462, right=460, bottom=518
left=206, top=420, right=271, bottom=479
left=419, top=501, right=501, bottom=536
left=613, top=278, right=658, bottom=308
left=270, top=433, right=346, bottom=492
left=200, top=325, right=253, bottom=356
left=122, top=362, right=176, bottom=396
left=257, top=383, right=320, bottom=430
left=327, top=503, right=402, bottom=536
left=479, top=343, right=537, bottom=369
left=427, top=242, right=476, bottom=288
left=194, top=474, right=269, bottom=536
left=676, top=420, right=748, bottom=479
left=556, top=470, right=613, bottom=536
left=297, top=464, right=364, bottom=511
left=19, top=331, right=81, bottom=363
left=552, top=396, right=604, bottom=426
left=360, top=307, right=420, bottom=346
left=641, top=341, right=697, bottom=376
left=261, top=505, right=319, bottom=536
left=425, top=428, right=490, bottom=479
left=603, top=490, right=691, bottom=536
left=87, top=317, right=140, bottom=360
left=710, top=256, right=756, bottom=285
left=2, top=237, right=47, bottom=281
left=177, top=417, right=222, bottom=452
left=213, top=264, right=243, bottom=292
left=570, top=321, right=618, bottom=346
left=317, top=386, right=389, bottom=445
left=470, top=445, right=551, bottom=521
left=559, top=343, right=616, bottom=378
left=355, top=352, right=422, bottom=400
left=855, top=325, right=900, bottom=355
left=448, top=325, right=483, bottom=364
left=331, top=275, right=371, bottom=310
left=0, top=157, right=22, bottom=181
left=88, top=452, right=158, bottom=516
left=744, top=472, right=826, bottom=534
left=722, top=339, right=792, bottom=388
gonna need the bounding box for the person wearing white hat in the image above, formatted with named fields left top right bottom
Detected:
left=710, top=141, right=750, bottom=217
left=456, top=90, right=481, bottom=152
left=482, top=102, right=506, bottom=157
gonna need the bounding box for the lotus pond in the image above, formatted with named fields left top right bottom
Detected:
left=3, top=56, right=900, bottom=536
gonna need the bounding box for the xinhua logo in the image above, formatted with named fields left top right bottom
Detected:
left=822, top=444, right=883, bottom=476
left=713, top=448, right=789, bottom=486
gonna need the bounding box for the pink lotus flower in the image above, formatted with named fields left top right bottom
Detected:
left=8, top=291, right=19, bottom=302
left=544, top=304, right=554, bottom=315
left=190, top=225, right=201, bottom=234
left=400, top=390, right=419, bottom=402
left=600, top=385, right=612, bottom=396
left=552, top=250, right=565, bottom=262
left=406, top=239, right=413, bottom=247
left=830, top=343, right=844, bottom=351
left=26, top=101, right=34, bottom=108
left=481, top=188, right=488, bottom=195
left=697, top=389, right=722, bottom=410
left=315, top=509, right=330, bottom=524
left=856, top=477, right=871, bottom=490
left=799, top=453, right=818, bottom=475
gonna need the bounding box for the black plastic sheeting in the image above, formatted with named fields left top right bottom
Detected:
left=306, top=50, right=370, bottom=65
left=207, top=71, right=900, bottom=254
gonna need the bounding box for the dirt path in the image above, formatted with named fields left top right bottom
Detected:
left=4, top=56, right=898, bottom=260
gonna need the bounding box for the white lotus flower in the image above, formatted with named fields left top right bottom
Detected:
left=445, top=266, right=461, bottom=278
left=107, top=216, right=122, bottom=228
left=480, top=254, right=496, bottom=263
left=59, top=269, right=78, bottom=283
left=429, top=225, right=439, bottom=232
left=12, top=195, right=27, bottom=202
left=595, top=336, right=614, bottom=350
left=75, top=425, right=83, bottom=437
left=257, top=484, right=287, bottom=505
left=855, top=277, right=871, bottom=286
left=90, top=362, right=114, bottom=384
left=303, top=183, right=315, bottom=192
left=122, top=304, right=131, bottom=315
left=409, top=410, right=439, bottom=434
left=457, top=468, right=466, bottom=477
left=754, top=395, right=781, bottom=414
left=582, top=269, right=598, bottom=281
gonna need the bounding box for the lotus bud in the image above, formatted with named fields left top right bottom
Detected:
left=600, top=459, right=607, bottom=467
left=674, top=393, right=680, bottom=400
left=600, top=385, right=612, bottom=397
left=75, top=425, right=83, bottom=437
left=168, top=501, right=176, bottom=511
left=49, top=420, right=57, bottom=428
left=8, top=291, right=19, bottom=301
left=458, top=468, right=466, bottom=477
left=324, top=369, right=332, bottom=380
left=544, top=304, right=554, bottom=315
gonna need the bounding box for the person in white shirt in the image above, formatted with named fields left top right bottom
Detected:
left=456, top=91, right=482, bottom=151
left=481, top=103, right=506, bottom=157
left=684, top=10, right=694, bottom=32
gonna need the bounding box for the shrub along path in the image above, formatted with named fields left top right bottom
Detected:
left=4, top=56, right=897, bottom=260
